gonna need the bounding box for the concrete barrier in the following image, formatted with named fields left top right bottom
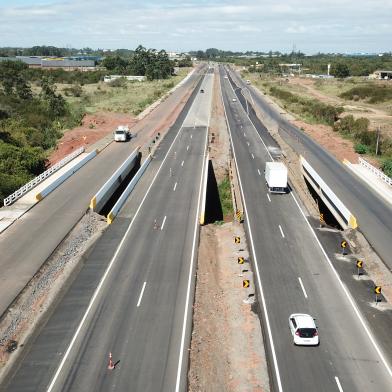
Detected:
left=300, top=156, right=358, bottom=229
left=36, top=150, right=98, bottom=201
left=199, top=154, right=209, bottom=225
left=90, top=147, right=140, bottom=213
left=107, top=154, right=152, bottom=224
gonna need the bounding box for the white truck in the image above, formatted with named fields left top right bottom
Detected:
left=114, top=125, right=131, bottom=142
left=265, top=162, right=288, bottom=193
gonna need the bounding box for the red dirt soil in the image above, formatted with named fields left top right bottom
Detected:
left=48, top=113, right=136, bottom=166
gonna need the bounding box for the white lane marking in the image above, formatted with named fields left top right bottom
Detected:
left=267, top=194, right=271, bottom=202
left=335, top=376, right=344, bottom=392
left=244, top=132, right=246, bottom=137
left=181, top=160, right=185, bottom=167
left=257, top=169, right=261, bottom=176
left=238, top=71, right=392, bottom=379
left=247, top=141, right=250, bottom=146
left=136, top=282, right=147, bottom=307
left=251, top=153, right=255, bottom=159
left=175, top=128, right=208, bottom=392
left=191, top=134, right=193, bottom=139
left=279, top=225, right=285, bottom=238
left=187, top=145, right=189, bottom=151
left=46, top=103, right=188, bottom=392
left=161, top=215, right=167, bottom=230
left=173, top=182, right=177, bottom=191
left=298, top=277, right=308, bottom=299
left=220, top=79, right=283, bottom=392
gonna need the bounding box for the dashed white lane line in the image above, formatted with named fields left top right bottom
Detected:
left=190, top=134, right=193, bottom=139
left=335, top=376, right=344, bottom=392
left=247, top=141, right=250, bottom=146
left=258, top=169, right=261, bottom=176
left=181, top=160, right=184, bottom=167
left=298, top=277, right=308, bottom=299
left=161, top=215, right=167, bottom=230
left=267, top=194, right=271, bottom=202
left=187, top=145, right=190, bottom=151
left=136, top=282, right=147, bottom=307
left=279, top=225, right=285, bottom=238
left=173, top=182, right=177, bottom=191
left=251, top=153, right=255, bottom=159
left=244, top=132, right=246, bottom=137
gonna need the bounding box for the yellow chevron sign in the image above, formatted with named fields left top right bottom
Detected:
left=375, top=286, right=382, bottom=295
left=243, top=280, right=250, bottom=288
left=356, top=260, right=363, bottom=269
left=341, top=240, right=347, bottom=248
left=234, top=236, right=240, bottom=244
left=238, top=257, right=245, bottom=264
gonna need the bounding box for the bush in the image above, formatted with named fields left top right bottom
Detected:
left=381, top=159, right=392, bottom=177
left=340, top=85, right=392, bottom=103
left=354, top=143, right=368, bottom=154
left=108, top=78, right=127, bottom=88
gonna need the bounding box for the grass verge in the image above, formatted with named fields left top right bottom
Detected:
left=218, top=176, right=233, bottom=219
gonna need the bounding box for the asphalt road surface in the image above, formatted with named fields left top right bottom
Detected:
left=227, top=67, right=392, bottom=271
left=220, top=65, right=392, bottom=392
left=2, top=71, right=213, bottom=392
left=0, top=66, right=205, bottom=318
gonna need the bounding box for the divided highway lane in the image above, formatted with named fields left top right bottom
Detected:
left=227, top=67, right=392, bottom=270
left=0, top=66, right=205, bottom=318
left=3, top=72, right=213, bottom=392
left=220, top=67, right=392, bottom=391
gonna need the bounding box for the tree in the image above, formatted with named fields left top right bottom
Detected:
left=330, top=63, right=350, bottom=78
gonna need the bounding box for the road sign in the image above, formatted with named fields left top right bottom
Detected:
left=341, top=240, right=347, bottom=248
left=375, top=286, right=382, bottom=295
left=235, top=236, right=241, bottom=244
left=243, top=279, right=250, bottom=288
left=236, top=210, right=242, bottom=221
left=356, top=260, right=363, bottom=269
left=319, top=213, right=325, bottom=223
left=238, top=256, right=245, bottom=264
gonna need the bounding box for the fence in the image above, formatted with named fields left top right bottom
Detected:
left=359, top=157, right=392, bottom=187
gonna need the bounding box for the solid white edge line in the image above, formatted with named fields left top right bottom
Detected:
left=258, top=169, right=261, bottom=176
left=267, top=194, right=271, bottom=202
left=232, top=67, right=392, bottom=380
left=279, top=225, right=285, bottom=238
left=335, top=376, right=344, bottom=392
left=220, top=67, right=284, bottom=392
left=175, top=127, right=209, bottom=392
left=46, top=93, right=191, bottom=392
left=136, top=282, right=147, bottom=307
left=298, top=277, right=308, bottom=299
left=173, top=182, right=177, bottom=191
left=161, top=215, right=167, bottom=231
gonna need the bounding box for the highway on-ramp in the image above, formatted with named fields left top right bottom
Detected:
left=220, top=65, right=392, bottom=391
left=2, top=71, right=213, bottom=392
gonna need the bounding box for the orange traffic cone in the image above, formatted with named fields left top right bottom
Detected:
left=108, top=352, right=115, bottom=370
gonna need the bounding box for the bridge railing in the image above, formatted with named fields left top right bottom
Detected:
left=359, top=157, right=392, bottom=186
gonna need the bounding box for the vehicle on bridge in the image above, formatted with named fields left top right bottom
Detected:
left=265, top=162, right=288, bottom=193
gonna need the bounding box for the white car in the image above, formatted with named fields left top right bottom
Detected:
left=232, top=98, right=237, bottom=102
left=289, top=314, right=319, bottom=346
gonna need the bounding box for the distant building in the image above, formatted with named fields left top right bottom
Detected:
left=369, top=70, right=392, bottom=80
left=0, top=56, right=96, bottom=71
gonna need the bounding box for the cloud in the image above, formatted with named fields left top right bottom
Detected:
left=0, top=0, right=391, bottom=52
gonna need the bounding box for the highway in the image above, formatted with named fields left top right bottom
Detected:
left=228, top=67, right=392, bottom=271
left=0, top=66, right=205, bottom=318
left=2, top=70, right=213, bottom=392
left=219, top=65, right=392, bottom=391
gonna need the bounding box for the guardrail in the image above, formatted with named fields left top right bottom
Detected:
left=300, top=156, right=358, bottom=229
left=4, top=147, right=85, bottom=206
left=107, top=154, right=152, bottom=224
left=36, top=150, right=97, bottom=201
left=359, top=157, right=392, bottom=186
left=90, top=147, right=140, bottom=213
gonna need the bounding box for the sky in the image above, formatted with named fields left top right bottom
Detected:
left=0, top=0, right=391, bottom=53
